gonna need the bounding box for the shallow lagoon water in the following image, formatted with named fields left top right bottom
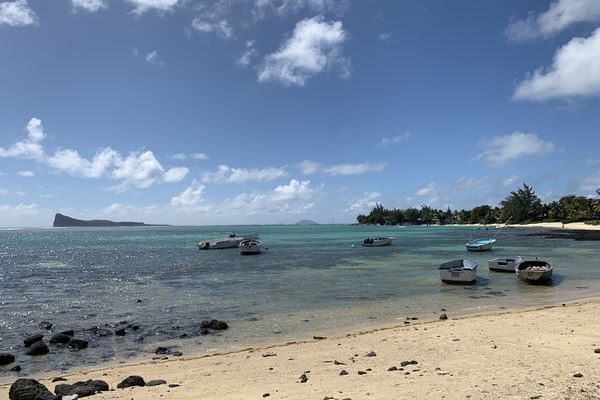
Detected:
left=0, top=224, right=598, bottom=377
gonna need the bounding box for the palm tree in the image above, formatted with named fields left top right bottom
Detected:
left=594, top=189, right=600, bottom=217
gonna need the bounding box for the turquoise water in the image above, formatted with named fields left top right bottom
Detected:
left=0, top=225, right=599, bottom=376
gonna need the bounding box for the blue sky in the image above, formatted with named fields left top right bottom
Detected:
left=1, top=0, right=600, bottom=226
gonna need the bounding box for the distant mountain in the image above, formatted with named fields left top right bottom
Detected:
left=52, top=213, right=167, bottom=227
left=294, top=219, right=319, bottom=226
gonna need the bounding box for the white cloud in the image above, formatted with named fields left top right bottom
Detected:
left=163, top=166, right=189, bottom=182
left=0, top=202, right=40, bottom=216
left=378, top=32, right=392, bottom=41
left=506, top=0, right=600, bottom=42
left=513, top=28, right=600, bottom=101
left=71, top=0, right=107, bottom=12
left=237, top=40, right=258, bottom=67
left=145, top=50, right=165, bottom=66
left=297, top=159, right=319, bottom=175
left=0, top=117, right=46, bottom=161
left=324, top=162, right=385, bottom=176
left=226, top=179, right=316, bottom=214
left=580, top=170, right=600, bottom=190
left=171, top=153, right=186, bottom=160
left=191, top=152, right=209, bottom=160
left=347, top=191, right=380, bottom=212
left=501, top=175, right=520, bottom=187
left=171, top=180, right=206, bottom=207
left=191, top=17, right=233, bottom=39
left=258, top=16, right=349, bottom=86
left=126, top=0, right=179, bottom=15
left=1, top=118, right=187, bottom=190
left=415, top=182, right=437, bottom=196
left=455, top=177, right=491, bottom=190
left=18, top=170, right=34, bottom=177
left=202, top=164, right=287, bottom=183
left=252, top=0, right=347, bottom=19
left=474, top=132, right=555, bottom=167
left=0, top=0, right=37, bottom=27
left=376, top=132, right=411, bottom=148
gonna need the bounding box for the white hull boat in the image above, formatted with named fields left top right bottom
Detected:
left=466, top=238, right=496, bottom=251
left=240, top=239, right=262, bottom=255
left=516, top=260, right=553, bottom=283
left=362, top=237, right=393, bottom=247
left=439, top=259, right=478, bottom=284
left=198, top=233, right=259, bottom=250
left=488, top=256, right=523, bottom=272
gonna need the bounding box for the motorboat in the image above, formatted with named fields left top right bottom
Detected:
left=466, top=238, right=496, bottom=251
left=362, top=237, right=393, bottom=247
left=516, top=259, right=553, bottom=283
left=198, top=233, right=259, bottom=250
left=439, top=259, right=478, bottom=284
left=488, top=256, right=523, bottom=272
left=240, top=239, right=262, bottom=255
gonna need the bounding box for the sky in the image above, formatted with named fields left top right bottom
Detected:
left=1, top=0, right=600, bottom=227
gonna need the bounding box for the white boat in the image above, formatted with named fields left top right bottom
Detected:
left=488, top=256, right=523, bottom=272
left=198, top=233, right=259, bottom=250
left=516, top=259, right=553, bottom=283
left=362, top=237, right=393, bottom=247
left=240, top=239, right=262, bottom=255
left=439, top=259, right=478, bottom=284
left=466, top=238, right=496, bottom=251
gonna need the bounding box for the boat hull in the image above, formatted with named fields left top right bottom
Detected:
left=466, top=238, right=496, bottom=251
left=516, top=260, right=553, bottom=283
left=488, top=256, right=523, bottom=272
left=198, top=233, right=259, bottom=250
left=439, top=268, right=477, bottom=284
left=240, top=240, right=262, bottom=255
left=362, top=237, right=393, bottom=247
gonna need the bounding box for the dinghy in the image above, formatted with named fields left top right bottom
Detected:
left=516, top=259, right=553, bottom=283
left=439, top=259, right=478, bottom=284
left=488, top=256, right=523, bottom=272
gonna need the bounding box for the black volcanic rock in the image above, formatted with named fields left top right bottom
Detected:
left=49, top=333, right=70, bottom=345
left=23, top=334, right=43, bottom=348
left=117, top=375, right=146, bottom=389
left=0, top=353, right=15, bottom=365
left=67, top=339, right=88, bottom=350
left=53, top=213, right=167, bottom=227
left=9, top=379, right=57, bottom=400
left=54, top=380, right=109, bottom=397
left=200, top=319, right=228, bottom=330
left=26, top=341, right=49, bottom=356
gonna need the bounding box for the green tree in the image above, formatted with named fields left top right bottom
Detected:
left=500, top=183, right=544, bottom=223
left=470, top=205, right=496, bottom=224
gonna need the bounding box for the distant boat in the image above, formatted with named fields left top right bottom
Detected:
left=362, top=237, right=393, bottom=247
left=516, top=259, right=553, bottom=283
left=239, top=239, right=262, bottom=255
left=439, top=259, right=478, bottom=284
left=488, top=256, right=523, bottom=272
left=466, top=238, right=496, bottom=251
left=198, top=233, right=259, bottom=250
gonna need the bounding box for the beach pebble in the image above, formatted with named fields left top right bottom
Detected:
left=365, top=351, right=376, bottom=357
left=573, top=373, right=583, bottom=378
left=146, top=380, right=167, bottom=387
left=200, top=319, right=228, bottom=330
left=9, top=378, right=56, bottom=400
left=51, top=377, right=68, bottom=382
left=168, top=383, right=180, bottom=388
left=387, top=366, right=398, bottom=371
left=262, top=394, right=270, bottom=398
left=11, top=365, right=22, bottom=372
left=117, top=375, right=146, bottom=389
left=400, top=360, right=418, bottom=367
left=0, top=353, right=15, bottom=365
left=155, top=347, right=169, bottom=355
left=334, top=360, right=346, bottom=365
left=357, top=371, right=367, bottom=375
left=262, top=352, right=277, bottom=357
left=172, top=351, right=183, bottom=357
left=439, top=313, right=448, bottom=320
left=50, top=333, right=71, bottom=345
left=26, top=341, right=49, bottom=356
left=23, top=334, right=43, bottom=348
left=594, top=348, right=600, bottom=354
left=299, top=373, right=308, bottom=383
left=313, top=336, right=327, bottom=340
left=38, top=321, right=52, bottom=330
left=339, top=370, right=348, bottom=376
left=114, top=328, right=126, bottom=336
left=67, top=339, right=88, bottom=351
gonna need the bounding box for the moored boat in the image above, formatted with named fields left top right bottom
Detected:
left=488, top=256, right=523, bottom=272
left=362, top=237, right=393, bottom=247
left=198, top=233, right=259, bottom=250
left=439, top=259, right=478, bottom=284
left=465, top=238, right=496, bottom=251
left=516, top=259, right=553, bottom=283
left=240, top=239, right=262, bottom=255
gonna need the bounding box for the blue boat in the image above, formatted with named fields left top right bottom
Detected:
left=465, top=237, right=496, bottom=251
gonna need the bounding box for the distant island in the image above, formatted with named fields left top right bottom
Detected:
left=294, top=219, right=319, bottom=225
left=53, top=213, right=168, bottom=227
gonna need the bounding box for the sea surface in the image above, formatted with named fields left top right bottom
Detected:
left=1, top=224, right=599, bottom=378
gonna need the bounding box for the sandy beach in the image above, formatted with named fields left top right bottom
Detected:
left=508, top=222, right=600, bottom=231
left=4, top=298, right=600, bottom=400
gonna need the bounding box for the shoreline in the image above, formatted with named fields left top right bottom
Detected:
left=3, top=297, right=600, bottom=399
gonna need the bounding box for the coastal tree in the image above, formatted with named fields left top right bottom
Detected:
left=500, top=183, right=544, bottom=223
left=470, top=205, right=496, bottom=224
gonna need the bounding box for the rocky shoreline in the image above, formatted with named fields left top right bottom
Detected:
left=519, top=228, right=600, bottom=241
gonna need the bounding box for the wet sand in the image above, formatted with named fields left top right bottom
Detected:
left=3, top=298, right=600, bottom=399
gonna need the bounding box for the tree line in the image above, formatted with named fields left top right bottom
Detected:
left=356, top=184, right=600, bottom=226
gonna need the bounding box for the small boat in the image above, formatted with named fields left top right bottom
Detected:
left=466, top=238, right=496, bottom=251
left=362, top=237, right=393, bottom=247
left=239, top=239, right=262, bottom=255
left=488, top=256, right=523, bottom=272
left=439, top=259, right=478, bottom=284
left=516, top=259, right=553, bottom=283
left=198, top=233, right=259, bottom=250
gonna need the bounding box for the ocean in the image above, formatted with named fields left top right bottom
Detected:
left=1, top=224, right=598, bottom=378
